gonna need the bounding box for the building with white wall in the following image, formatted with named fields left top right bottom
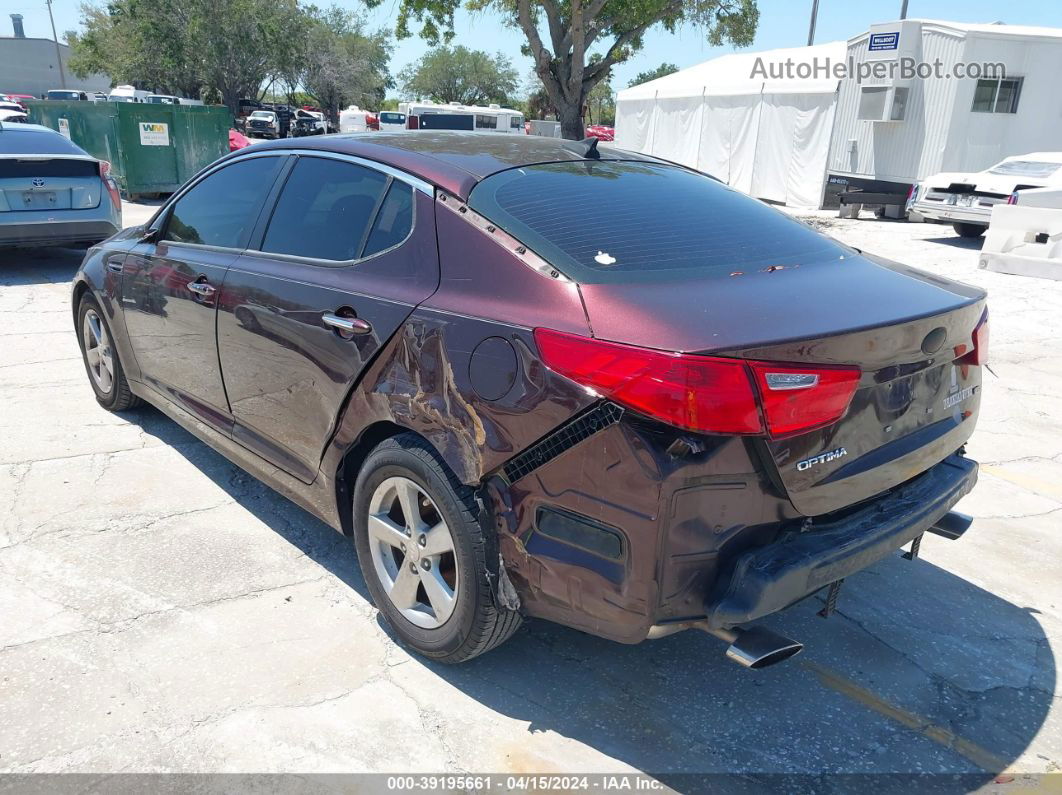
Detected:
left=616, top=19, right=1062, bottom=208
left=1, top=14, right=110, bottom=97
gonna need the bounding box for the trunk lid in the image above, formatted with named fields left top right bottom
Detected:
left=579, top=253, right=986, bottom=516
left=0, top=156, right=101, bottom=213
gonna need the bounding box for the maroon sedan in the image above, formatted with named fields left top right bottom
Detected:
left=73, top=133, right=986, bottom=667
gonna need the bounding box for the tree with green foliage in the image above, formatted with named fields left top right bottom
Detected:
left=366, top=0, right=758, bottom=139
left=629, top=61, right=679, bottom=87
left=296, top=7, right=393, bottom=120
left=399, top=46, right=518, bottom=106
left=586, top=77, right=614, bottom=125
left=67, top=0, right=344, bottom=116
left=67, top=0, right=203, bottom=97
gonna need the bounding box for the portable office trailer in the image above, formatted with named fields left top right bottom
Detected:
left=617, top=19, right=1062, bottom=209
left=826, top=19, right=1062, bottom=206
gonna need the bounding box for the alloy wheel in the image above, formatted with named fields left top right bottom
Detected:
left=366, top=476, right=459, bottom=629
left=83, top=308, right=115, bottom=395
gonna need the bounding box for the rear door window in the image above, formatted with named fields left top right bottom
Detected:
left=363, top=181, right=414, bottom=257
left=468, top=161, right=849, bottom=283
left=164, top=156, right=282, bottom=249
left=260, top=156, right=389, bottom=262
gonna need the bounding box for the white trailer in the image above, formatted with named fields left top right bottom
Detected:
left=399, top=100, right=524, bottom=134
left=616, top=19, right=1062, bottom=209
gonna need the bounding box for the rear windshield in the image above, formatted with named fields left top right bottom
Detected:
left=47, top=91, right=82, bottom=100
left=0, top=129, right=89, bottom=156
left=988, top=160, right=1061, bottom=178
left=380, top=112, right=405, bottom=123
left=468, top=161, right=848, bottom=283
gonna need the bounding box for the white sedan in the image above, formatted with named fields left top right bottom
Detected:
left=907, top=152, right=1062, bottom=238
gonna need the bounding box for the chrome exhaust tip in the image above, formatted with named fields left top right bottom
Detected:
left=646, top=621, right=803, bottom=669
left=927, top=510, right=973, bottom=541
left=708, top=626, right=804, bottom=669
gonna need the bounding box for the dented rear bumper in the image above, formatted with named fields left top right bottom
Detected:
left=703, top=453, right=978, bottom=628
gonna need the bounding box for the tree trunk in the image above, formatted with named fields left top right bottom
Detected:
left=558, top=100, right=585, bottom=140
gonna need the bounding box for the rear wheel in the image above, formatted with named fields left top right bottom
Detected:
left=953, top=222, right=986, bottom=239
left=77, top=295, right=140, bottom=411
left=352, top=434, right=522, bottom=663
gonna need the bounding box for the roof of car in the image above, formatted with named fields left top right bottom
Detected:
left=247, top=131, right=660, bottom=200
left=0, top=123, right=56, bottom=134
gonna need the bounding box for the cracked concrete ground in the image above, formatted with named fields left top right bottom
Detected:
left=0, top=201, right=1059, bottom=780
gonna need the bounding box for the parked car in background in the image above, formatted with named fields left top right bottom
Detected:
left=378, top=111, right=407, bottom=131
left=72, top=132, right=985, bottom=668
left=908, top=152, right=1062, bottom=238
left=107, top=85, right=150, bottom=103
left=246, top=110, right=280, bottom=139
left=585, top=124, right=615, bottom=142
left=145, top=95, right=180, bottom=104
left=1, top=123, right=121, bottom=247
left=292, top=109, right=327, bottom=136
left=2, top=94, right=34, bottom=109
left=90, top=92, right=109, bottom=103
left=0, top=108, right=28, bottom=123
left=339, top=105, right=371, bottom=133
left=228, top=128, right=251, bottom=152
left=46, top=89, right=89, bottom=101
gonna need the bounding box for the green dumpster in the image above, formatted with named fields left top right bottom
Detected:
left=26, top=101, right=230, bottom=198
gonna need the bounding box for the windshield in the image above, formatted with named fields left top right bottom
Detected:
left=988, top=160, right=1062, bottom=178
left=468, top=161, right=849, bottom=284
left=109, top=96, right=135, bottom=102
left=0, top=129, right=89, bottom=156
left=47, top=91, right=81, bottom=100
left=380, top=112, right=405, bottom=123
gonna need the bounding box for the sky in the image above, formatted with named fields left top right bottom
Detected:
left=7, top=0, right=1062, bottom=95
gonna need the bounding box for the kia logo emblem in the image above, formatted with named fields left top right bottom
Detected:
left=31, top=178, right=45, bottom=187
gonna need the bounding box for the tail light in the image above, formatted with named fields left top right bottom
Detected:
left=959, top=309, right=989, bottom=366
left=747, top=362, right=862, bottom=438
left=534, top=329, right=861, bottom=439
left=100, top=162, right=121, bottom=210
left=906, top=183, right=917, bottom=201
left=1007, top=191, right=1019, bottom=205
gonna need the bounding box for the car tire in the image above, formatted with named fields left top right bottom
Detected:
left=352, top=433, right=522, bottom=663
left=77, top=294, right=140, bottom=412
left=953, top=222, right=986, bottom=239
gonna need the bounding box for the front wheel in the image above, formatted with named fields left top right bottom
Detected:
left=77, top=294, right=140, bottom=411
left=953, top=222, right=986, bottom=239
left=352, top=434, right=522, bottom=663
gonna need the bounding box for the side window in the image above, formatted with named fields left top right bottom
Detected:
left=165, top=157, right=280, bottom=248
left=261, top=157, right=388, bottom=261
left=971, top=77, right=1023, bottom=114
left=363, top=182, right=414, bottom=257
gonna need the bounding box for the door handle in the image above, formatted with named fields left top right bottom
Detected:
left=187, top=281, right=216, bottom=298
left=322, top=313, right=372, bottom=335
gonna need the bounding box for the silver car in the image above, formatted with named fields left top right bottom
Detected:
left=0, top=123, right=122, bottom=247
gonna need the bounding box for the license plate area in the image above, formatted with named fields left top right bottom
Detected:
left=21, top=191, right=57, bottom=209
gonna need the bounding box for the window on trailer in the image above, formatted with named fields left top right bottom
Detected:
left=475, top=114, right=497, bottom=130
left=971, top=77, right=1023, bottom=113
left=857, top=86, right=888, bottom=120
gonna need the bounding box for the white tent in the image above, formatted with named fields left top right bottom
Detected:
left=615, top=41, right=846, bottom=207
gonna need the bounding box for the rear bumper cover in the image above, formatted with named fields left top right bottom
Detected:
left=704, top=453, right=978, bottom=627
left=0, top=219, right=119, bottom=247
